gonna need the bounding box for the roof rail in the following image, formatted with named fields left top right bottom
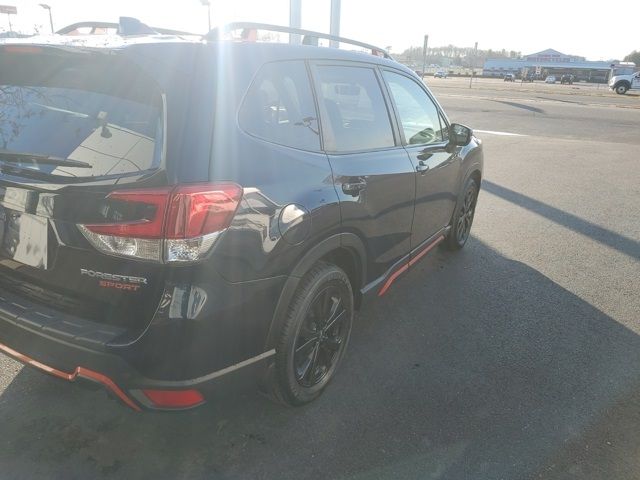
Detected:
left=204, top=22, right=392, bottom=59
left=56, top=18, right=197, bottom=37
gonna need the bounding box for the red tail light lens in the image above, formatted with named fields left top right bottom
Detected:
left=79, top=183, right=243, bottom=263
left=83, top=188, right=172, bottom=239
left=141, top=389, right=205, bottom=409
left=165, top=184, right=244, bottom=239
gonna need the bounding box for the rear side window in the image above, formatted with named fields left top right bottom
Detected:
left=0, top=50, right=164, bottom=179
left=382, top=71, right=444, bottom=145
left=239, top=61, right=320, bottom=151
left=315, top=65, right=395, bottom=152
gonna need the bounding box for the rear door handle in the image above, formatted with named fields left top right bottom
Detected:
left=342, top=180, right=367, bottom=196
left=416, top=160, right=429, bottom=174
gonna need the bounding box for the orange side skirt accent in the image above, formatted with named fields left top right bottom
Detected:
left=377, top=235, right=445, bottom=296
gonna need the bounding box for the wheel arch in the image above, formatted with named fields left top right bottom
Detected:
left=614, top=81, right=631, bottom=93
left=469, top=168, right=482, bottom=187
left=263, top=233, right=366, bottom=352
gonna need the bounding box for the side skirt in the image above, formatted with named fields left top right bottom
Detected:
left=361, top=227, right=450, bottom=298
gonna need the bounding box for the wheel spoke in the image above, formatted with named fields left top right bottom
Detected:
left=321, top=289, right=333, bottom=317
left=324, top=308, right=346, bottom=332
left=324, top=335, right=343, bottom=351
left=298, top=342, right=319, bottom=383
left=295, top=336, right=317, bottom=354
left=328, top=295, right=341, bottom=318
left=305, top=342, right=321, bottom=383
left=311, top=293, right=325, bottom=320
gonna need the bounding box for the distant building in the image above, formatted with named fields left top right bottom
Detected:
left=483, top=48, right=620, bottom=82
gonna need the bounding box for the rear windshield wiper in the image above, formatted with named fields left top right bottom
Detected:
left=0, top=150, right=92, bottom=169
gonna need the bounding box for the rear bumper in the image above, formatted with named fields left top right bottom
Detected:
left=0, top=274, right=284, bottom=411
left=0, top=317, right=275, bottom=410
left=0, top=340, right=142, bottom=411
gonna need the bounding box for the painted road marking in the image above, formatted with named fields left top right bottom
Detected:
left=475, top=129, right=527, bottom=136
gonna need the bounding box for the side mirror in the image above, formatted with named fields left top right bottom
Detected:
left=449, top=123, right=473, bottom=147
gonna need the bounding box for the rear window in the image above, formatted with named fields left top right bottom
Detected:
left=0, top=49, right=164, bottom=178
left=239, top=60, right=320, bottom=151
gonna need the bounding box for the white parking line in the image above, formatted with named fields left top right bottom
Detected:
left=475, top=129, right=527, bottom=137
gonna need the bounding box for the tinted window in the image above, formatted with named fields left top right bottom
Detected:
left=383, top=71, right=444, bottom=145
left=0, top=53, right=164, bottom=178
left=239, top=61, right=320, bottom=151
left=315, top=65, right=394, bottom=152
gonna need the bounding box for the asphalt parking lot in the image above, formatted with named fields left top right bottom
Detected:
left=1, top=78, right=639, bottom=480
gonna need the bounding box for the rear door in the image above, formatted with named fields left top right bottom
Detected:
left=0, top=45, right=182, bottom=335
left=310, top=61, right=415, bottom=282
left=381, top=69, right=461, bottom=249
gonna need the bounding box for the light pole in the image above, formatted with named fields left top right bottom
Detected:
left=469, top=41, right=478, bottom=88
left=289, top=0, right=301, bottom=44
left=329, top=0, right=341, bottom=48
left=200, top=0, right=211, bottom=32
left=39, top=4, right=54, bottom=33
left=422, top=34, right=428, bottom=78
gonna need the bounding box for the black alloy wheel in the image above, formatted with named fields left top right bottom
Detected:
left=446, top=177, right=479, bottom=250
left=272, top=262, right=354, bottom=406
left=294, top=285, right=349, bottom=387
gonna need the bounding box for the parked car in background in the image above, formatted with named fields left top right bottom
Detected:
left=503, top=73, right=515, bottom=82
left=521, top=73, right=535, bottom=83
left=545, top=75, right=557, bottom=84
left=560, top=74, right=574, bottom=85
left=0, top=19, right=483, bottom=411
left=434, top=70, right=448, bottom=78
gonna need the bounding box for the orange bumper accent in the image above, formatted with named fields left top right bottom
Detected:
left=0, top=341, right=141, bottom=412
left=378, top=235, right=445, bottom=296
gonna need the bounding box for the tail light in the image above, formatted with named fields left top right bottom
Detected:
left=79, top=183, right=243, bottom=263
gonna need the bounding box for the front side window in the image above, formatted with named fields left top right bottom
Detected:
left=315, top=65, right=395, bottom=152
left=383, top=71, right=444, bottom=146
left=239, top=61, right=320, bottom=151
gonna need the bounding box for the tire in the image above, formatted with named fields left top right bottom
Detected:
left=272, top=262, right=354, bottom=406
left=445, top=177, right=479, bottom=250
left=615, top=83, right=629, bottom=95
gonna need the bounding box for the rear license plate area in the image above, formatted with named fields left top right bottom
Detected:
left=0, top=208, right=49, bottom=269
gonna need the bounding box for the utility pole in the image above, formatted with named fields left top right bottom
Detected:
left=39, top=4, right=54, bottom=33
left=200, top=0, right=211, bottom=32
left=329, top=0, right=341, bottom=48
left=0, top=5, right=17, bottom=32
left=421, top=34, right=428, bottom=78
left=289, top=0, right=301, bottom=44
left=469, top=41, right=478, bottom=88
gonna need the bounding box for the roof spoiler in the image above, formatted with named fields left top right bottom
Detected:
left=56, top=17, right=196, bottom=36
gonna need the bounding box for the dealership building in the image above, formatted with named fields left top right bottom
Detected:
left=483, top=49, right=618, bottom=81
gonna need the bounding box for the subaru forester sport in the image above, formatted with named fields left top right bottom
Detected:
left=0, top=21, right=483, bottom=410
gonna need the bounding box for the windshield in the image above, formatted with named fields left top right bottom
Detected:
left=0, top=52, right=164, bottom=178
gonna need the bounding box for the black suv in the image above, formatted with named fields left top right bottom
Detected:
left=0, top=21, right=483, bottom=410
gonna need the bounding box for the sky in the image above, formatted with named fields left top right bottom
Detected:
left=4, top=0, right=639, bottom=60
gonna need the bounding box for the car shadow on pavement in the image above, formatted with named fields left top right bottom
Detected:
left=1, top=238, right=639, bottom=480
left=483, top=180, right=640, bottom=261
left=490, top=100, right=545, bottom=114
